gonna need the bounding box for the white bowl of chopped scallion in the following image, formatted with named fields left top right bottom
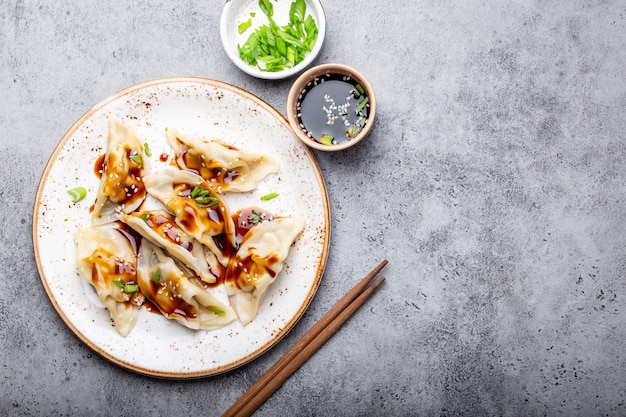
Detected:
left=220, top=0, right=326, bottom=80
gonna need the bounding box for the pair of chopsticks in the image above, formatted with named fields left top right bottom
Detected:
left=221, top=259, right=388, bottom=417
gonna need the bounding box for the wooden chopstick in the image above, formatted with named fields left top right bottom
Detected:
left=221, top=259, right=388, bottom=417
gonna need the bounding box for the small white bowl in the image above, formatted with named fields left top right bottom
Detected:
left=220, top=0, right=326, bottom=80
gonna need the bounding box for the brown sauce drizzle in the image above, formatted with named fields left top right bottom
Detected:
left=143, top=213, right=194, bottom=252
left=95, top=147, right=146, bottom=208
left=179, top=150, right=242, bottom=186
left=141, top=268, right=198, bottom=319
left=114, top=221, right=142, bottom=254
left=225, top=208, right=280, bottom=290
left=168, top=182, right=227, bottom=237
left=94, top=154, right=106, bottom=179
left=86, top=248, right=136, bottom=289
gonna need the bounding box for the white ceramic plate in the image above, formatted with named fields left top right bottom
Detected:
left=220, top=0, right=326, bottom=79
left=33, top=77, right=330, bottom=378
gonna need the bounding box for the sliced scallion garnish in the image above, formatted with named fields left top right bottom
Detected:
left=129, top=154, right=143, bottom=168
left=237, top=0, right=318, bottom=72
left=143, top=142, right=152, bottom=157
left=321, top=134, right=333, bottom=145
left=206, top=306, right=226, bottom=316
left=356, top=97, right=369, bottom=113
left=260, top=192, right=279, bottom=201
left=195, top=196, right=220, bottom=208
left=123, top=284, right=140, bottom=293
left=248, top=210, right=262, bottom=225
left=150, top=270, right=161, bottom=284
left=238, top=18, right=252, bottom=34
left=67, top=187, right=87, bottom=203
left=258, top=0, right=273, bottom=17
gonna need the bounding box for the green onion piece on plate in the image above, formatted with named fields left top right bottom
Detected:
left=206, top=306, right=226, bottom=316
left=150, top=270, right=161, bottom=284
left=129, top=154, right=143, bottom=168
left=123, top=284, right=140, bottom=294
left=143, top=142, right=152, bottom=157
left=67, top=186, right=87, bottom=203
left=260, top=192, right=279, bottom=201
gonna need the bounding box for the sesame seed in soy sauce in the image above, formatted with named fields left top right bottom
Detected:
left=297, top=73, right=370, bottom=146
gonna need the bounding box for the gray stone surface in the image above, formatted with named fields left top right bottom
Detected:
left=2, top=0, right=625, bottom=416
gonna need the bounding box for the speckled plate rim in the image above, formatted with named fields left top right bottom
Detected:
left=32, top=76, right=330, bottom=378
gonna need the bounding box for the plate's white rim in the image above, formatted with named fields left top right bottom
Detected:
left=32, top=76, right=330, bottom=378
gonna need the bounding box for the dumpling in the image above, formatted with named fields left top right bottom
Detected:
left=165, top=128, right=279, bottom=193
left=143, top=169, right=235, bottom=265
left=225, top=215, right=305, bottom=325
left=117, top=210, right=221, bottom=284
left=92, top=120, right=147, bottom=224
left=137, top=240, right=237, bottom=330
left=74, top=221, right=144, bottom=337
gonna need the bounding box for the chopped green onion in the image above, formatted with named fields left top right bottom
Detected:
left=248, top=210, right=262, bottom=225
left=321, top=134, right=333, bottom=145
left=260, top=192, right=279, bottom=201
left=141, top=213, right=148, bottom=223
left=291, top=0, right=306, bottom=21
left=355, top=83, right=365, bottom=94
left=123, top=284, right=140, bottom=293
left=130, top=154, right=143, bottom=168
left=113, top=279, right=125, bottom=288
left=67, top=186, right=87, bottom=203
left=150, top=270, right=161, bottom=284
left=238, top=18, right=252, bottom=34
left=143, top=142, right=152, bottom=157
left=237, top=0, right=318, bottom=72
left=258, top=0, right=273, bottom=17
left=206, top=306, right=226, bottom=316
left=190, top=185, right=219, bottom=207
left=356, top=97, right=369, bottom=113
left=195, top=196, right=220, bottom=208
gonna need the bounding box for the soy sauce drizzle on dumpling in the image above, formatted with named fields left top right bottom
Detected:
left=165, top=128, right=279, bottom=193
left=143, top=169, right=235, bottom=266
left=137, top=240, right=237, bottom=330
left=91, top=120, right=147, bottom=224
left=224, top=211, right=305, bottom=325
left=118, top=210, right=223, bottom=284
left=74, top=221, right=145, bottom=337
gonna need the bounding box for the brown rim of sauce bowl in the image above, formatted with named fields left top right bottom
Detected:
left=286, top=63, right=376, bottom=151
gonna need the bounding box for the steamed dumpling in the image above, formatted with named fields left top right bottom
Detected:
left=166, top=128, right=279, bottom=193
left=137, top=240, right=237, bottom=330
left=74, top=222, right=144, bottom=337
left=225, top=215, right=305, bottom=325
left=92, top=120, right=147, bottom=224
left=143, top=169, right=235, bottom=265
left=117, top=210, right=221, bottom=284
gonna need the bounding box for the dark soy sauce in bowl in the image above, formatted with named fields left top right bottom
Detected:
left=296, top=74, right=370, bottom=146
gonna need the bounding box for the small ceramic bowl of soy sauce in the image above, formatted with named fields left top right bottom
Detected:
left=286, top=63, right=376, bottom=151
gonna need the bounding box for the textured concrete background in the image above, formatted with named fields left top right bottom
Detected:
left=2, top=0, right=626, bottom=416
